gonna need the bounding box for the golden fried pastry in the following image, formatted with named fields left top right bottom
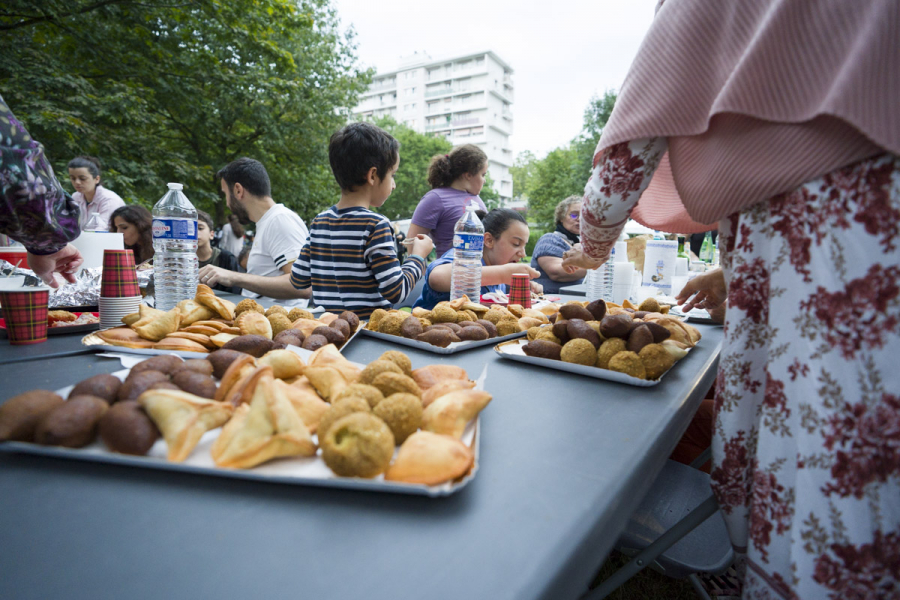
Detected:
left=181, top=325, right=220, bottom=336
left=376, top=312, right=407, bottom=335
left=214, top=354, right=256, bottom=402
left=167, top=332, right=216, bottom=349
left=320, top=412, right=394, bottom=478
left=639, top=343, right=676, bottom=379
left=267, top=313, right=293, bottom=336
left=303, top=366, right=348, bottom=402
left=371, top=372, right=421, bottom=399
left=98, top=327, right=156, bottom=349
left=195, top=284, right=236, bottom=320
left=521, top=308, right=550, bottom=323
left=637, top=297, right=661, bottom=313
left=496, top=319, right=523, bottom=337
left=234, top=298, right=264, bottom=318
left=596, top=338, right=627, bottom=369
left=290, top=318, right=322, bottom=338
left=660, top=339, right=690, bottom=361
left=318, top=312, right=340, bottom=326
left=265, top=305, right=287, bottom=317
left=373, top=393, right=422, bottom=445
left=121, top=312, right=141, bottom=326
left=358, top=360, right=403, bottom=385
left=237, top=311, right=273, bottom=340
left=210, top=373, right=317, bottom=468
left=517, top=317, right=543, bottom=331
left=560, top=338, right=597, bottom=366
left=378, top=350, right=412, bottom=377
left=133, top=308, right=182, bottom=342
left=258, top=349, right=306, bottom=380
left=608, top=351, right=647, bottom=379
left=367, top=308, right=388, bottom=330
left=430, top=303, right=458, bottom=324
left=410, top=364, right=468, bottom=391
left=308, top=344, right=362, bottom=381
left=210, top=333, right=238, bottom=348
left=138, top=389, right=234, bottom=462
left=420, top=379, right=476, bottom=408
left=421, top=389, right=492, bottom=439
left=47, top=310, right=77, bottom=324
left=271, top=379, right=330, bottom=433
left=190, top=320, right=228, bottom=332
left=317, top=396, right=371, bottom=442
left=176, top=299, right=216, bottom=326
left=411, top=307, right=431, bottom=319
left=153, top=337, right=209, bottom=353
left=129, top=304, right=166, bottom=329
left=333, top=384, right=385, bottom=409
left=221, top=365, right=271, bottom=407
left=287, top=307, right=314, bottom=322
left=384, top=431, right=474, bottom=485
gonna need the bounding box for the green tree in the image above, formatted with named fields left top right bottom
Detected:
left=510, top=150, right=537, bottom=200
left=0, top=0, right=371, bottom=224
left=480, top=172, right=501, bottom=210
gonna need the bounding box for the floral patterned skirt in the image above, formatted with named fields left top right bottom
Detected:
left=712, top=153, right=900, bottom=600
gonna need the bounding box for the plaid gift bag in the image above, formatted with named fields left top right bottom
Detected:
left=509, top=273, right=531, bottom=308
left=100, top=249, right=140, bottom=297
left=0, top=290, right=49, bottom=345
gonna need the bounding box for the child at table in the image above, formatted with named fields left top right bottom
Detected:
left=289, top=122, right=433, bottom=318
left=413, top=208, right=541, bottom=309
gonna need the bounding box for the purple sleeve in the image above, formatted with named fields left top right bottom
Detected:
left=410, top=190, right=442, bottom=231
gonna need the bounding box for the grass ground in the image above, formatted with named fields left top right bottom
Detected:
left=587, top=551, right=699, bottom=600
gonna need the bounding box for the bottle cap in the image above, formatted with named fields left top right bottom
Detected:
left=167, top=183, right=184, bottom=191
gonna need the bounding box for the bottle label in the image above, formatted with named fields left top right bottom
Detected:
left=453, top=233, right=484, bottom=252
left=152, top=218, right=197, bottom=241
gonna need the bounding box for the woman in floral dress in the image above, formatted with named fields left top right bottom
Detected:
left=563, top=1, right=899, bottom=598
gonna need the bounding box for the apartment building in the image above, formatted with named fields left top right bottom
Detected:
left=352, top=51, right=514, bottom=202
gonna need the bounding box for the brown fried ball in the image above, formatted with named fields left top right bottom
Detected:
left=637, top=297, right=661, bottom=313
left=373, top=393, right=422, bottom=445
left=376, top=312, right=407, bottom=336
left=338, top=311, right=360, bottom=332
left=273, top=328, right=306, bottom=347
left=476, top=319, right=498, bottom=337
left=638, top=343, right=676, bottom=380
left=399, top=315, right=424, bottom=339
left=357, top=359, right=403, bottom=385
left=430, top=304, right=458, bottom=323
left=457, top=309, right=479, bottom=323
left=378, top=350, right=412, bottom=377
left=317, top=396, right=371, bottom=442
left=596, top=338, right=627, bottom=369
left=320, top=412, right=395, bottom=478
left=371, top=372, right=422, bottom=398
left=483, top=307, right=509, bottom=325
left=560, top=338, right=597, bottom=366
left=172, top=359, right=215, bottom=378
left=118, top=371, right=170, bottom=402
left=265, top=305, right=288, bottom=317
left=526, top=326, right=542, bottom=341
left=496, top=319, right=523, bottom=337
left=334, top=384, right=385, bottom=409
left=69, top=373, right=122, bottom=404
left=98, top=401, right=159, bottom=455
left=608, top=351, right=647, bottom=379
left=330, top=318, right=351, bottom=339
left=130, top=355, right=183, bottom=377
left=367, top=308, right=388, bottom=330
left=287, top=307, right=315, bottom=322
left=267, top=313, right=294, bottom=336
left=234, top=298, right=265, bottom=318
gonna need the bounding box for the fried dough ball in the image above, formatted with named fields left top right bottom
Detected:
left=483, top=307, right=508, bottom=325
left=430, top=303, right=458, bottom=323
left=608, top=351, right=647, bottom=379
left=638, top=297, right=661, bottom=313
left=234, top=298, right=264, bottom=318
left=378, top=350, right=412, bottom=377
left=372, top=372, right=422, bottom=398
left=639, top=343, right=676, bottom=380
left=560, top=338, right=597, bottom=366
left=334, top=384, right=385, bottom=409
left=358, top=360, right=403, bottom=385
left=320, top=412, right=395, bottom=478
left=535, top=328, right=561, bottom=344
left=376, top=312, right=407, bottom=336
left=586, top=321, right=605, bottom=339
left=318, top=396, right=371, bottom=442
left=526, top=326, right=542, bottom=341
left=496, top=319, right=523, bottom=337
left=373, top=393, right=422, bottom=445
left=417, top=317, right=433, bottom=328
left=596, top=338, right=627, bottom=369
left=287, top=307, right=314, bottom=322
left=457, top=309, right=478, bottom=323
left=367, top=308, right=389, bottom=331
left=267, top=313, right=293, bottom=336
left=265, top=305, right=288, bottom=317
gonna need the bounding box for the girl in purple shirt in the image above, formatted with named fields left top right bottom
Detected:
left=407, top=144, right=488, bottom=256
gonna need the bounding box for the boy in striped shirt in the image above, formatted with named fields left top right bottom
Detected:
left=290, top=122, right=433, bottom=318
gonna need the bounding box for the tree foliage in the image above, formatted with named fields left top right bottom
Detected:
left=0, top=0, right=371, bottom=224
left=523, top=90, right=617, bottom=230
left=510, top=149, right=537, bottom=200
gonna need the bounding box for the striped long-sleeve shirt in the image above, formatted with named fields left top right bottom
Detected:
left=290, top=206, right=425, bottom=319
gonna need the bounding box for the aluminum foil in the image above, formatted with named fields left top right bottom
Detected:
left=0, top=259, right=154, bottom=308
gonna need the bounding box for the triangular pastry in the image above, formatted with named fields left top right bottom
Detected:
left=384, top=431, right=474, bottom=485
left=138, top=389, right=234, bottom=462
left=211, top=372, right=316, bottom=468
left=411, top=364, right=469, bottom=391
left=130, top=304, right=166, bottom=329
left=421, top=379, right=476, bottom=408
left=421, top=389, right=492, bottom=439
left=133, top=308, right=182, bottom=342
left=258, top=349, right=306, bottom=379
left=303, top=366, right=348, bottom=402
left=176, top=299, right=216, bottom=326
left=195, top=284, right=236, bottom=320
left=272, top=379, right=330, bottom=433
left=308, top=345, right=361, bottom=381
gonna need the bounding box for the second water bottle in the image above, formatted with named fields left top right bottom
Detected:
left=450, top=201, right=484, bottom=302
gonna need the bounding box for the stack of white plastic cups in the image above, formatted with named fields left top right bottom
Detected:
left=610, top=241, right=632, bottom=305
left=671, top=256, right=691, bottom=298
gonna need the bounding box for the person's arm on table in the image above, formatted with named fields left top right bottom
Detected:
left=428, top=262, right=540, bottom=291
left=368, top=224, right=432, bottom=305
left=537, top=255, right=587, bottom=282
left=562, top=137, right=668, bottom=272
left=199, top=262, right=310, bottom=299
left=676, top=268, right=727, bottom=323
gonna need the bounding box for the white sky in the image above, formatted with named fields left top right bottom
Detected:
left=333, top=0, right=658, bottom=160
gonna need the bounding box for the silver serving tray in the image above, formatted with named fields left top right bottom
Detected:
left=361, top=327, right=526, bottom=354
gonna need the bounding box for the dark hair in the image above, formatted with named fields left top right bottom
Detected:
left=328, top=122, right=399, bottom=192
left=482, top=208, right=527, bottom=238
left=196, top=210, right=214, bottom=230
left=216, top=157, right=271, bottom=197
left=427, top=144, right=488, bottom=189
left=67, top=156, right=102, bottom=179
left=227, top=213, right=245, bottom=238
left=109, top=205, right=154, bottom=264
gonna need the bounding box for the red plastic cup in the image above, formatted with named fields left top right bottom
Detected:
left=508, top=274, right=532, bottom=308
left=0, top=289, right=49, bottom=345
left=100, top=249, right=140, bottom=298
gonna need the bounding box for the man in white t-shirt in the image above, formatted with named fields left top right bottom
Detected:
left=198, top=158, right=311, bottom=307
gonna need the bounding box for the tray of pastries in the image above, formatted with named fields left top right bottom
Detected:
left=494, top=298, right=701, bottom=387
left=0, top=310, right=100, bottom=338
left=82, top=284, right=363, bottom=358
left=0, top=345, right=490, bottom=496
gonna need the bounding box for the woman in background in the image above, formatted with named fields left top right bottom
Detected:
left=530, top=196, right=587, bottom=294
left=407, top=144, right=489, bottom=256
left=109, top=205, right=154, bottom=265
left=68, top=156, right=125, bottom=230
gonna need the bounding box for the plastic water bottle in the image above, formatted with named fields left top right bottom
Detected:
left=449, top=201, right=484, bottom=302
left=152, top=183, right=198, bottom=311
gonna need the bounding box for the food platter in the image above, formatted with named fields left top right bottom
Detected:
left=493, top=338, right=693, bottom=387
left=361, top=327, right=526, bottom=355
left=0, top=351, right=487, bottom=497
left=0, top=312, right=101, bottom=338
